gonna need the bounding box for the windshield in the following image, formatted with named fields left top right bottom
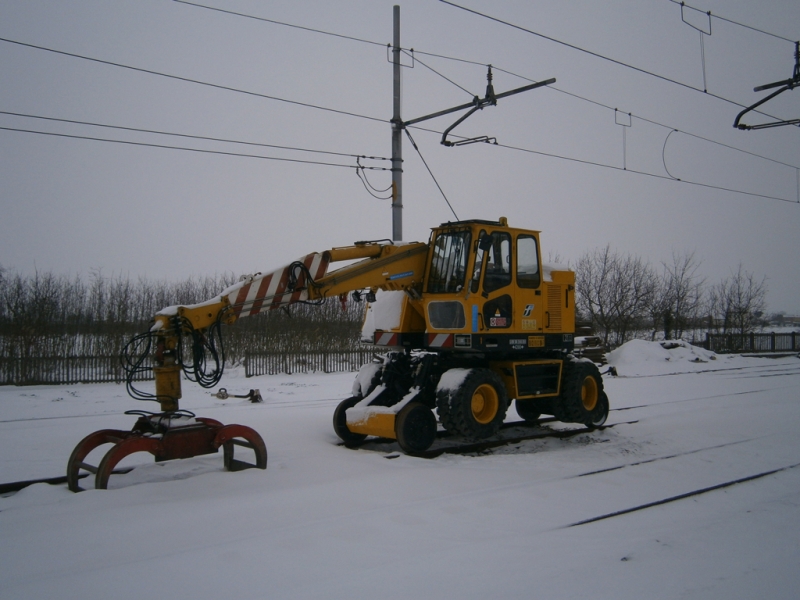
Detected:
left=427, top=230, right=472, bottom=293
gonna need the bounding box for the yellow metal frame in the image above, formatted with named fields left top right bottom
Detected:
left=492, top=359, right=563, bottom=400
left=346, top=412, right=397, bottom=440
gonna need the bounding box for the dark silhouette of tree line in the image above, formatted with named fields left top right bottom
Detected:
left=0, top=267, right=365, bottom=365
left=0, top=247, right=770, bottom=369
left=574, top=247, right=768, bottom=348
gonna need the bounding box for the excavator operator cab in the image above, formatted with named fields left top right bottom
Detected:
left=419, top=217, right=574, bottom=354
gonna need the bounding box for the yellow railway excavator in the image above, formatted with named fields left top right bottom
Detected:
left=67, top=218, right=608, bottom=489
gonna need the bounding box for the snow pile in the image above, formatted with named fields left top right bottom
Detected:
left=606, top=339, right=724, bottom=376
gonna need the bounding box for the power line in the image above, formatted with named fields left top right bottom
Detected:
left=670, top=0, right=798, bottom=44
left=170, top=0, right=795, bottom=168
left=401, top=50, right=476, bottom=97
left=0, top=36, right=387, bottom=125
left=491, top=139, right=798, bottom=204
left=404, top=129, right=459, bottom=219
left=0, top=110, right=390, bottom=161
left=400, top=55, right=798, bottom=171
left=489, top=73, right=799, bottom=170
left=4, top=7, right=794, bottom=203
left=0, top=126, right=390, bottom=170
left=172, top=0, right=387, bottom=48
left=438, top=0, right=791, bottom=121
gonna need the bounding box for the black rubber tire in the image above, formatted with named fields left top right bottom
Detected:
left=556, top=359, right=607, bottom=426
left=515, top=399, right=541, bottom=422
left=333, top=396, right=367, bottom=447
left=436, top=369, right=508, bottom=440
left=587, top=391, right=610, bottom=429
left=395, top=402, right=437, bottom=454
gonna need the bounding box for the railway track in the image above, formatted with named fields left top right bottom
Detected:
left=354, top=417, right=639, bottom=458
left=3, top=360, right=797, bottom=494
left=567, top=461, right=800, bottom=527
left=613, top=360, right=800, bottom=379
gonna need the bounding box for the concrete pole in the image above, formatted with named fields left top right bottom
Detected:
left=391, top=5, right=403, bottom=241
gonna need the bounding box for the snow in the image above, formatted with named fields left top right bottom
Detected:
left=1, top=342, right=799, bottom=599
left=436, top=367, right=472, bottom=393
left=351, top=361, right=382, bottom=397
left=542, top=262, right=570, bottom=282
left=360, top=289, right=406, bottom=342
left=606, top=339, right=722, bottom=376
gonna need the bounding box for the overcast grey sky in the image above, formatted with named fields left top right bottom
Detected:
left=1, top=0, right=798, bottom=312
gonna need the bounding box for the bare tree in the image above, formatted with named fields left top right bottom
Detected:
left=656, top=251, right=705, bottom=340
left=708, top=263, right=767, bottom=336
left=575, top=246, right=657, bottom=347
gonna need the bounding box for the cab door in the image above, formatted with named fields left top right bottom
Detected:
left=475, top=230, right=514, bottom=332
left=514, top=233, right=544, bottom=338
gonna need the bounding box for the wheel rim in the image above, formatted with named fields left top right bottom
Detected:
left=471, top=384, right=499, bottom=424
left=581, top=376, right=599, bottom=411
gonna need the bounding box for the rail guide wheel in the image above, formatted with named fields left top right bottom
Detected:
left=394, top=402, right=437, bottom=455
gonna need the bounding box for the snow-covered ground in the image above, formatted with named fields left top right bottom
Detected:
left=1, top=343, right=799, bottom=599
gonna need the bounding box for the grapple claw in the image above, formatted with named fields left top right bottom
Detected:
left=67, top=413, right=267, bottom=492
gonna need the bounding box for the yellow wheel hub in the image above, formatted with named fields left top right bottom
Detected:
left=471, top=384, right=499, bottom=424
left=581, top=376, right=599, bottom=411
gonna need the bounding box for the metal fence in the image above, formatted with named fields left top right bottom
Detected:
left=244, top=349, right=378, bottom=377
left=0, top=356, right=151, bottom=386
left=0, top=349, right=381, bottom=385
left=705, top=332, right=799, bottom=354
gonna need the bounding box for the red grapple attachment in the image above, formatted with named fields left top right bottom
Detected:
left=66, top=411, right=267, bottom=492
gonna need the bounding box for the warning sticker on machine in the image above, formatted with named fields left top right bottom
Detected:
left=522, top=319, right=537, bottom=330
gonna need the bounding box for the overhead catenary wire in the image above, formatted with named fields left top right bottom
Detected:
left=395, top=56, right=799, bottom=202
left=401, top=50, right=476, bottom=98
left=492, top=138, right=798, bottom=204
left=404, top=129, right=459, bottom=220
left=0, top=36, right=387, bottom=125
left=669, top=0, right=798, bottom=45
left=356, top=157, right=394, bottom=200
left=0, top=110, right=390, bottom=162
left=395, top=48, right=799, bottom=171
left=171, top=0, right=387, bottom=48
left=437, top=0, right=792, bottom=123
left=12, top=1, right=780, bottom=174
left=489, top=74, right=799, bottom=171
left=4, top=6, right=795, bottom=205
left=0, top=126, right=390, bottom=170
left=167, top=1, right=797, bottom=171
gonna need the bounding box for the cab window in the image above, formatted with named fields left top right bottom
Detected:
left=470, top=229, right=487, bottom=293
left=483, top=232, right=511, bottom=293
left=517, top=235, right=540, bottom=288
left=427, top=230, right=471, bottom=294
